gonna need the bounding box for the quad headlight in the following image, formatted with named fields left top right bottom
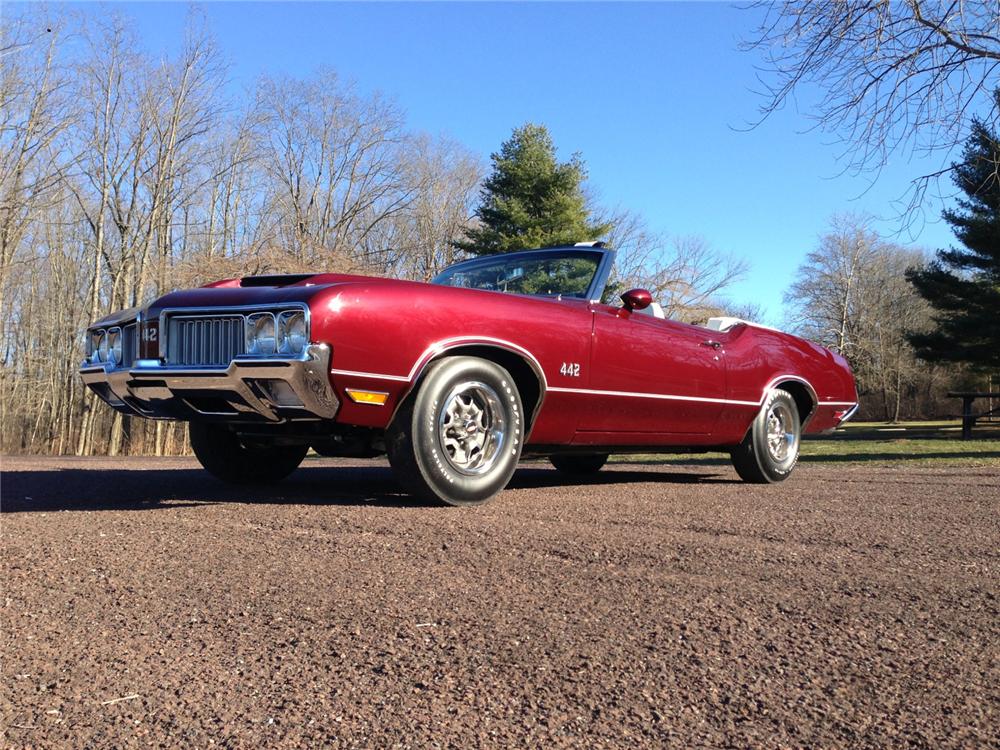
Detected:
left=245, top=310, right=308, bottom=357
left=86, top=326, right=128, bottom=365
left=245, top=312, right=277, bottom=356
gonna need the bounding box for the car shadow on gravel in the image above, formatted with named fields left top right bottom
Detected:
left=510, top=466, right=736, bottom=489
left=1, top=463, right=734, bottom=514
left=1, top=466, right=416, bottom=513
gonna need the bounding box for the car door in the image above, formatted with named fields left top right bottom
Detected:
left=578, top=304, right=728, bottom=435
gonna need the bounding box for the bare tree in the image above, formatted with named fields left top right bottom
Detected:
left=783, top=214, right=884, bottom=353
left=0, top=15, right=74, bottom=282
left=255, top=70, right=413, bottom=272
left=386, top=134, right=482, bottom=281
left=603, top=209, right=749, bottom=322
left=745, top=1, right=1000, bottom=213
left=784, top=214, right=949, bottom=420
left=201, top=103, right=267, bottom=261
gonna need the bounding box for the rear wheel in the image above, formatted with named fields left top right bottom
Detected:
left=189, top=422, right=307, bottom=485
left=730, top=389, right=801, bottom=483
left=386, top=356, right=523, bottom=506
left=549, top=453, right=609, bottom=475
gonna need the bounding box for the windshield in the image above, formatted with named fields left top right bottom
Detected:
left=432, top=249, right=603, bottom=299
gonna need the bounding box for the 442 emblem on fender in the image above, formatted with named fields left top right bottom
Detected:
left=559, top=362, right=581, bottom=377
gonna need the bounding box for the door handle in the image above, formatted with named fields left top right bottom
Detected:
left=701, top=340, right=722, bottom=350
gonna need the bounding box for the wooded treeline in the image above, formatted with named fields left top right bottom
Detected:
left=783, top=212, right=995, bottom=422
left=2, top=8, right=985, bottom=457
left=1, top=12, right=487, bottom=455
left=1, top=10, right=752, bottom=456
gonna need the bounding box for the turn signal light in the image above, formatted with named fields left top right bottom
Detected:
left=345, top=389, right=389, bottom=406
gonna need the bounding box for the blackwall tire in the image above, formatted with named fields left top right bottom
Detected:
left=189, top=422, right=308, bottom=485
left=549, top=453, right=609, bottom=475
left=730, top=389, right=801, bottom=484
left=386, top=356, right=524, bottom=506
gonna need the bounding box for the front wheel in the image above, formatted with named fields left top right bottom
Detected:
left=386, top=356, right=524, bottom=506
left=189, top=422, right=308, bottom=485
left=730, top=389, right=801, bottom=483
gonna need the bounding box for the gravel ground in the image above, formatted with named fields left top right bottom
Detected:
left=2, top=456, right=998, bottom=749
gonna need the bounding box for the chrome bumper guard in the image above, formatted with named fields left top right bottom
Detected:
left=819, top=402, right=860, bottom=435
left=79, top=344, right=339, bottom=422
left=838, top=402, right=860, bottom=425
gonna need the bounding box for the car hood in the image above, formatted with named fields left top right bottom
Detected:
left=147, top=272, right=421, bottom=314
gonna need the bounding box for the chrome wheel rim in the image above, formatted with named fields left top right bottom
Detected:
left=765, top=401, right=798, bottom=466
left=437, top=381, right=507, bottom=476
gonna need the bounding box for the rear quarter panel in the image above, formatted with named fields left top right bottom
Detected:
left=720, top=325, right=858, bottom=437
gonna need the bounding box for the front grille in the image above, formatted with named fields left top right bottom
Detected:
left=166, top=315, right=245, bottom=366
left=122, top=323, right=138, bottom=367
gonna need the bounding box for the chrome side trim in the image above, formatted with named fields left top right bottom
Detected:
left=547, top=386, right=760, bottom=406
left=332, top=336, right=549, bottom=390
left=760, top=374, right=819, bottom=427
left=329, top=368, right=410, bottom=382
left=409, top=336, right=549, bottom=391
left=759, top=374, right=817, bottom=407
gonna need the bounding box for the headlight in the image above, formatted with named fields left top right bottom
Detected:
left=245, top=313, right=276, bottom=355
left=96, top=330, right=109, bottom=363
left=277, top=311, right=308, bottom=355
left=86, top=330, right=101, bottom=362
left=107, top=327, right=122, bottom=365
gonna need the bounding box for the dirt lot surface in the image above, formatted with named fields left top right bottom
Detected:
left=2, top=456, right=998, bottom=749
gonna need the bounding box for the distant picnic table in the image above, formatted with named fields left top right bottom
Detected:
left=947, top=392, right=1000, bottom=439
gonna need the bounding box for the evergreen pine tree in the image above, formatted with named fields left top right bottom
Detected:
left=455, top=123, right=611, bottom=255
left=907, top=94, right=1000, bottom=370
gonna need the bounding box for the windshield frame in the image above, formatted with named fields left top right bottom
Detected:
left=431, top=246, right=616, bottom=302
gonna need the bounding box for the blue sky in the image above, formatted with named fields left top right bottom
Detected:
left=65, top=2, right=961, bottom=322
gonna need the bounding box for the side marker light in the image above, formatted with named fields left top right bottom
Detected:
left=346, top=389, right=389, bottom=406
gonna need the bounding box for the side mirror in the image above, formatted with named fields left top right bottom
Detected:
left=620, top=288, right=652, bottom=312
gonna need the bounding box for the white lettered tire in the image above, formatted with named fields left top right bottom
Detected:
left=730, top=389, right=801, bottom=483
left=386, top=356, right=524, bottom=506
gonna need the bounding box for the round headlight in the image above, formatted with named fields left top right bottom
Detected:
left=278, top=311, right=307, bottom=355
left=108, top=327, right=122, bottom=365
left=97, top=330, right=109, bottom=363
left=87, top=330, right=103, bottom=362
left=246, top=313, right=276, bottom=355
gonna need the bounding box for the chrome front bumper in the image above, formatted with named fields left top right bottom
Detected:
left=79, top=344, right=339, bottom=422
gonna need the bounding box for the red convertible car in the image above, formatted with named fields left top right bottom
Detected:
left=80, top=244, right=858, bottom=505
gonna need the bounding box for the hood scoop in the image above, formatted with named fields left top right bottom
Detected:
left=239, top=274, right=316, bottom=288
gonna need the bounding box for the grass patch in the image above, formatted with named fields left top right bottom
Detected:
left=608, top=436, right=1000, bottom=467
left=829, top=420, right=1000, bottom=440
left=799, top=437, right=1000, bottom=465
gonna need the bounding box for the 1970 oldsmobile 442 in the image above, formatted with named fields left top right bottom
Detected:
left=80, top=244, right=858, bottom=505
